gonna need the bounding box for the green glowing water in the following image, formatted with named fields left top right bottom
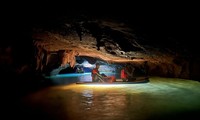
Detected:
left=21, top=77, right=200, bottom=120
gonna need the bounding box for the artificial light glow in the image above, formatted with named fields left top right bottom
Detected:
left=77, top=84, right=126, bottom=88
left=82, top=61, right=94, bottom=68
left=46, top=72, right=91, bottom=78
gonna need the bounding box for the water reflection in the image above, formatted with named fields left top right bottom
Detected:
left=81, top=90, right=94, bottom=110
left=21, top=77, right=200, bottom=120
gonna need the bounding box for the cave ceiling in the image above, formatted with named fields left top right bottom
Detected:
left=0, top=2, right=199, bottom=80
left=32, top=13, right=193, bottom=66
left=2, top=2, right=198, bottom=70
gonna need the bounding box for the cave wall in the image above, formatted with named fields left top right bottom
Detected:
left=32, top=43, right=200, bottom=81
left=1, top=43, right=199, bottom=81
left=1, top=12, right=199, bottom=81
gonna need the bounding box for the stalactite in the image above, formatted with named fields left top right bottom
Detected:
left=35, top=45, right=45, bottom=71
left=46, top=52, right=51, bottom=66
left=62, top=50, right=78, bottom=67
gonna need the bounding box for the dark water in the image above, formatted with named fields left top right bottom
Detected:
left=8, top=77, right=200, bottom=120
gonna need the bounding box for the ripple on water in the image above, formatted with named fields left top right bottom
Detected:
left=23, top=77, right=200, bottom=120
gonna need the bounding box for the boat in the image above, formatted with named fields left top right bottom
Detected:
left=76, top=77, right=149, bottom=84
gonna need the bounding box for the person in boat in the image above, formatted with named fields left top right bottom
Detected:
left=76, top=66, right=84, bottom=73
left=121, top=63, right=150, bottom=82
left=121, top=64, right=135, bottom=82
left=91, top=63, right=116, bottom=82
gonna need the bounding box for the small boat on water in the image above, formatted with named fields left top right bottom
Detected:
left=76, top=77, right=149, bottom=84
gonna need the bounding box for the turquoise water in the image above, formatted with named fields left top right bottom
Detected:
left=45, top=72, right=120, bottom=85
left=46, top=73, right=92, bottom=78
left=19, top=77, right=200, bottom=120
left=46, top=72, right=118, bottom=78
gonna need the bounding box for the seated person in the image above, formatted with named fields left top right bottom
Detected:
left=121, top=64, right=135, bottom=82
left=76, top=67, right=84, bottom=73
left=91, top=63, right=116, bottom=82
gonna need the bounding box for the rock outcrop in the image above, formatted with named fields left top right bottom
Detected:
left=31, top=17, right=199, bottom=80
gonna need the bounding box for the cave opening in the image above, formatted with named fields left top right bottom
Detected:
left=44, top=55, right=148, bottom=85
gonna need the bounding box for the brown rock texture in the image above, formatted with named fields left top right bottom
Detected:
left=31, top=18, right=197, bottom=80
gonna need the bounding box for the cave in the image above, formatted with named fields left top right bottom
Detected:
left=1, top=2, right=200, bottom=120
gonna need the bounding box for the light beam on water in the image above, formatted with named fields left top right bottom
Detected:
left=22, top=77, right=200, bottom=120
